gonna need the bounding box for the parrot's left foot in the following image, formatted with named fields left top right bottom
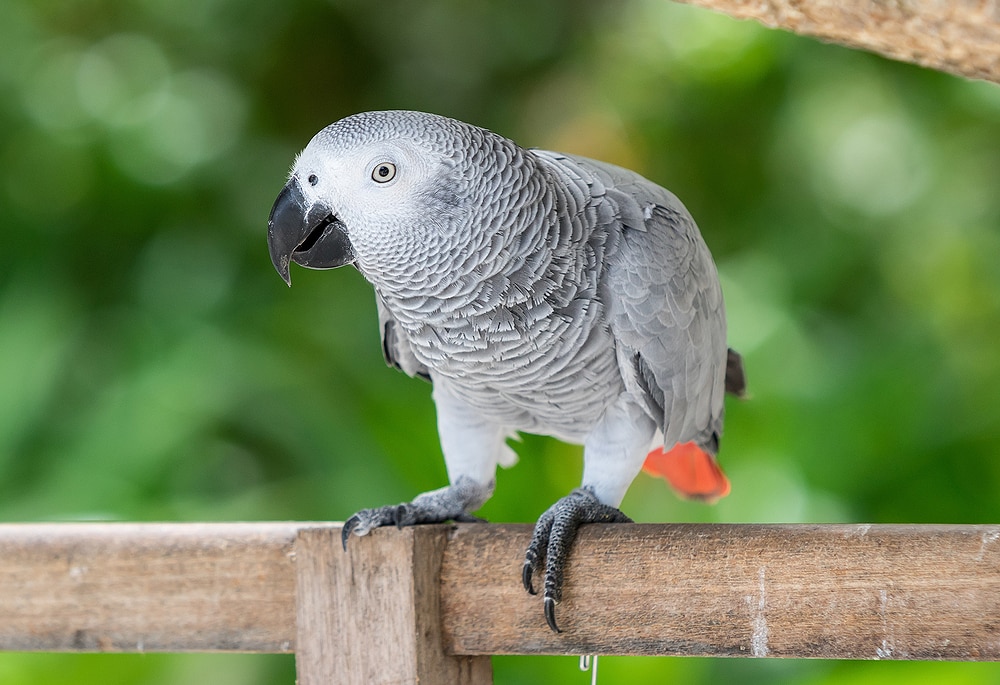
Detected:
left=521, top=487, right=632, bottom=632
left=341, top=477, right=491, bottom=550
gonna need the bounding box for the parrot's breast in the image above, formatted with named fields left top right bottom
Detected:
left=410, top=303, right=625, bottom=441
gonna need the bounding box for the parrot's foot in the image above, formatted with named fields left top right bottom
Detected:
left=341, top=477, right=491, bottom=550
left=521, top=487, right=632, bottom=633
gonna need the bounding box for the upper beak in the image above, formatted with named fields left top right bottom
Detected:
left=266, top=178, right=355, bottom=285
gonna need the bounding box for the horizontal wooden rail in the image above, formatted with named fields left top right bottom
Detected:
left=441, top=523, right=1000, bottom=659
left=674, top=0, right=1000, bottom=85
left=0, top=522, right=999, bottom=682
left=0, top=523, right=300, bottom=653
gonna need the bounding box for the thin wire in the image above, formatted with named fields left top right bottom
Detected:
left=579, top=655, right=598, bottom=685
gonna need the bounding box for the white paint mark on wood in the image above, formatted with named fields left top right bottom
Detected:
left=876, top=589, right=895, bottom=659
left=845, top=524, right=872, bottom=539
left=748, top=566, right=769, bottom=657
left=976, top=529, right=1000, bottom=562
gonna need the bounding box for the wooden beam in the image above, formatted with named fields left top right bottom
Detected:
left=0, top=522, right=998, bottom=661
left=294, top=526, right=492, bottom=685
left=672, top=0, right=1000, bottom=84
left=0, top=523, right=299, bottom=653
left=440, top=523, right=1000, bottom=659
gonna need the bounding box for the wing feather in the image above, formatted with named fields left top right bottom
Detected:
left=376, top=293, right=431, bottom=382
left=541, top=152, right=729, bottom=453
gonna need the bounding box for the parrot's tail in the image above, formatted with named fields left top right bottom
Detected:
left=642, top=441, right=731, bottom=503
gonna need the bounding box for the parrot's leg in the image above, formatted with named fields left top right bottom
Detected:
left=341, top=476, right=492, bottom=549
left=522, top=486, right=632, bottom=632
left=522, top=397, right=656, bottom=632
left=342, top=383, right=509, bottom=550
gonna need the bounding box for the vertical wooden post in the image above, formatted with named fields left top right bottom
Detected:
left=294, top=525, right=493, bottom=685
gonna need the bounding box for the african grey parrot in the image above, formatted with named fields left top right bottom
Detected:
left=267, top=110, right=745, bottom=632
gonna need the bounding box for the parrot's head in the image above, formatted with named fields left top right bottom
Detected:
left=267, top=110, right=523, bottom=287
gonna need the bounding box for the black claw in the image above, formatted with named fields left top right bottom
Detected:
left=393, top=504, right=408, bottom=528
left=341, top=516, right=358, bottom=551
left=544, top=596, right=561, bottom=633
left=522, top=561, right=537, bottom=595
left=454, top=513, right=488, bottom=523
left=522, top=511, right=553, bottom=596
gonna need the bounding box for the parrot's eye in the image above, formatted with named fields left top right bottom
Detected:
left=372, top=162, right=396, bottom=183
left=307, top=174, right=319, bottom=186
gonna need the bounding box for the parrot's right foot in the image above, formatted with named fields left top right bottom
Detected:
left=341, top=477, right=491, bottom=550
left=521, top=487, right=632, bottom=633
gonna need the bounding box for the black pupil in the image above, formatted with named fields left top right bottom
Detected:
left=308, top=174, right=318, bottom=185
left=378, top=166, right=390, bottom=177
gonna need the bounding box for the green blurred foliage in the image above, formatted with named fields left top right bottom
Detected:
left=1, top=0, right=999, bottom=682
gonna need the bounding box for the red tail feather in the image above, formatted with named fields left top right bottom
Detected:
left=642, top=441, right=731, bottom=503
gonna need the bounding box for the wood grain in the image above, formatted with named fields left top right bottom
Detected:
left=674, top=0, right=1000, bottom=84
left=0, top=522, right=298, bottom=653
left=1, top=522, right=998, bottom=663
left=294, top=526, right=492, bottom=685
left=440, top=523, right=1000, bottom=659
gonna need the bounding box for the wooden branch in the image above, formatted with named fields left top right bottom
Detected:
left=672, top=0, right=1000, bottom=84
left=0, top=522, right=999, bottom=663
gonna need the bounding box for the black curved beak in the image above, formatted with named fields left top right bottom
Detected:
left=266, top=178, right=355, bottom=285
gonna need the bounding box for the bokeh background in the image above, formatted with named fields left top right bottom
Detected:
left=2, top=0, right=1000, bottom=683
